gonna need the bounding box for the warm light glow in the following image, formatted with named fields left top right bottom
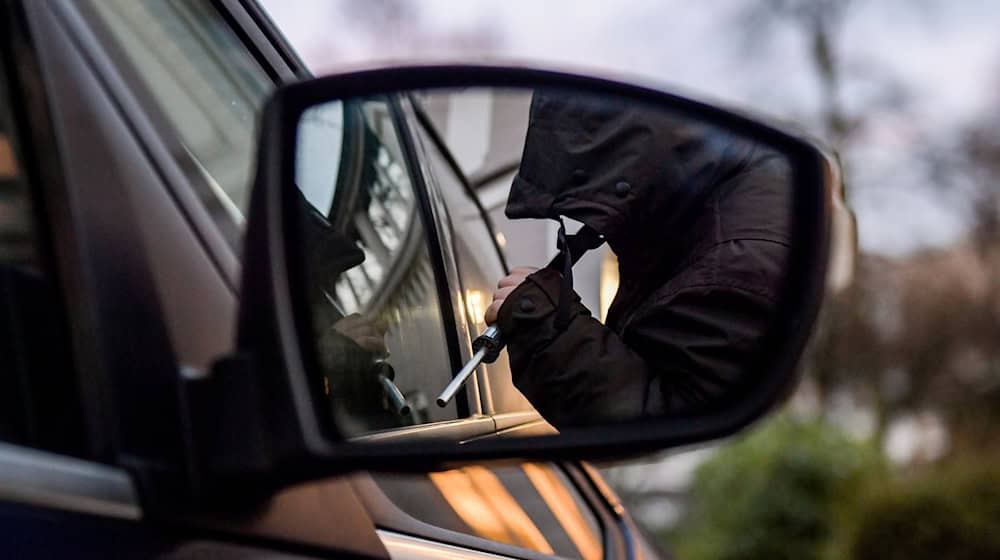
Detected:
left=599, top=248, right=619, bottom=322
left=429, top=467, right=554, bottom=554
left=465, top=289, right=487, bottom=327
left=495, top=231, right=507, bottom=248
left=522, top=463, right=602, bottom=560
left=0, top=136, right=17, bottom=178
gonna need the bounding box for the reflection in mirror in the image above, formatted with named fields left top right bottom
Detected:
left=293, top=87, right=793, bottom=439
left=295, top=96, right=457, bottom=437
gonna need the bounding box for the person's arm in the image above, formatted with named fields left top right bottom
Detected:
left=495, top=268, right=650, bottom=427
left=495, top=255, right=778, bottom=429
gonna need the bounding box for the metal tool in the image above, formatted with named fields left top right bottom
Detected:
left=373, top=361, right=410, bottom=417
left=436, top=325, right=504, bottom=407
left=327, top=291, right=407, bottom=414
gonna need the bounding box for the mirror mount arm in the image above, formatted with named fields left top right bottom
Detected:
left=179, top=352, right=283, bottom=505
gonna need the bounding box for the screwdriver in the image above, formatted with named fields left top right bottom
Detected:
left=435, top=325, right=504, bottom=407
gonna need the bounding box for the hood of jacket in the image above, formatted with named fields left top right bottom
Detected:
left=298, top=188, right=366, bottom=303
left=506, top=90, right=792, bottom=276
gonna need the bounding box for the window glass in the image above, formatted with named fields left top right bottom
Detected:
left=297, top=99, right=459, bottom=436
left=89, top=0, right=272, bottom=228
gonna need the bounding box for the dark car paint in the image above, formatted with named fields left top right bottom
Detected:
left=0, top=0, right=643, bottom=558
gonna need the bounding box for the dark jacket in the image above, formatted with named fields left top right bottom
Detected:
left=497, top=91, right=792, bottom=428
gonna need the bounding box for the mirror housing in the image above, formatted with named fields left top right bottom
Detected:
left=186, top=65, right=836, bottom=500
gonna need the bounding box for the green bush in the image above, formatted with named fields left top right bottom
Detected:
left=667, top=416, right=885, bottom=560
left=849, top=465, right=1000, bottom=560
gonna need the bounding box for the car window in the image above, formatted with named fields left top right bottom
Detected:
left=88, top=0, right=272, bottom=229
left=296, top=98, right=461, bottom=436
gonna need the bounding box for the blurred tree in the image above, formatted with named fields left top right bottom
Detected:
left=802, top=256, right=890, bottom=429
left=805, top=239, right=1000, bottom=453
left=946, top=113, right=1000, bottom=450
left=668, top=416, right=885, bottom=560
left=849, top=462, right=1000, bottom=560
left=738, top=0, right=858, bottom=147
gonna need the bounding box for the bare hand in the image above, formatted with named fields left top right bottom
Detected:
left=333, top=313, right=388, bottom=353
left=485, top=266, right=539, bottom=324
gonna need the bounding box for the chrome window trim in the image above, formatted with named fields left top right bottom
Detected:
left=378, top=530, right=534, bottom=560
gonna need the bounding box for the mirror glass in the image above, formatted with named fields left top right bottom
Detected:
left=291, top=86, right=796, bottom=440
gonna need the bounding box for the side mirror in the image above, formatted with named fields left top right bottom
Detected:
left=189, top=65, right=835, bottom=499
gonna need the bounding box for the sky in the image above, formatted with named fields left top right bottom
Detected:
left=259, top=0, right=1000, bottom=256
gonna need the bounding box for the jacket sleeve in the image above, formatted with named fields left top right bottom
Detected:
left=496, top=266, right=776, bottom=429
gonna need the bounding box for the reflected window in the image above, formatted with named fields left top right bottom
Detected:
left=297, top=99, right=458, bottom=436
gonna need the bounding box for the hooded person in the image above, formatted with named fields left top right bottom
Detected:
left=487, top=90, right=792, bottom=429
left=297, top=187, right=401, bottom=433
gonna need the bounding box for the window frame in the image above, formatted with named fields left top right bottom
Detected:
left=360, top=94, right=476, bottom=425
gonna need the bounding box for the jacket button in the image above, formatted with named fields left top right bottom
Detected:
left=615, top=181, right=632, bottom=197
left=518, top=297, right=536, bottom=312
left=571, top=169, right=588, bottom=186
